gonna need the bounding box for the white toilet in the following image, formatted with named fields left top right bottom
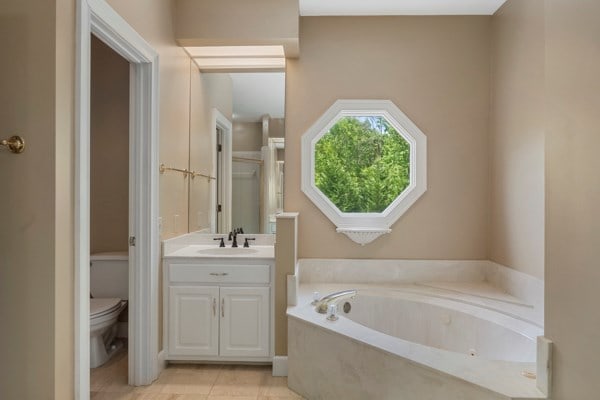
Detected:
left=90, top=251, right=129, bottom=368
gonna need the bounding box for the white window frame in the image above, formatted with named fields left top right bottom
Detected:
left=301, top=100, right=427, bottom=245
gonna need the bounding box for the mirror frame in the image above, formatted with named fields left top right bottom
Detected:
left=301, top=99, right=427, bottom=245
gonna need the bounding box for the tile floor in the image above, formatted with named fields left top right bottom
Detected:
left=91, top=350, right=304, bottom=400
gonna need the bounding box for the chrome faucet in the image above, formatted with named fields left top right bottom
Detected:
left=314, top=289, right=357, bottom=314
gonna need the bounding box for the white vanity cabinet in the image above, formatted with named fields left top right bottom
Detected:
left=163, top=258, right=274, bottom=362
left=168, top=286, right=219, bottom=357
left=219, top=286, right=270, bottom=357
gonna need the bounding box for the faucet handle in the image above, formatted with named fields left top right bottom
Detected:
left=213, top=237, right=225, bottom=247
left=326, top=304, right=339, bottom=321
left=243, top=238, right=255, bottom=248
left=311, top=291, right=320, bottom=305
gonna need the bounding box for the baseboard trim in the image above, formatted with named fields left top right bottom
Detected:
left=157, top=350, right=167, bottom=375
left=537, top=337, right=553, bottom=396
left=272, top=356, right=288, bottom=377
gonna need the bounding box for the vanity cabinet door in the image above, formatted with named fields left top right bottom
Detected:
left=168, top=286, right=219, bottom=357
left=219, top=287, right=270, bottom=357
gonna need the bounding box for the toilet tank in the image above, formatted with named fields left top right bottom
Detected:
left=90, top=251, right=129, bottom=300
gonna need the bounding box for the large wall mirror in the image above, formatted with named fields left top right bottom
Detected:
left=189, top=70, right=285, bottom=235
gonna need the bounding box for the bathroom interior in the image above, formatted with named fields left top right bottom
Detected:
left=86, top=0, right=548, bottom=398
left=1, top=0, right=600, bottom=399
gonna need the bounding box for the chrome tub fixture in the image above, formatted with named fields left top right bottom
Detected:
left=314, top=289, right=357, bottom=314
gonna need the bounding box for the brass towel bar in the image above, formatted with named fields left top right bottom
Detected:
left=232, top=156, right=263, bottom=165
left=159, top=163, right=215, bottom=181
left=1, top=135, right=25, bottom=154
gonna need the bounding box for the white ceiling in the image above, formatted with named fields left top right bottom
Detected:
left=299, top=0, right=507, bottom=16
left=230, top=73, right=285, bottom=122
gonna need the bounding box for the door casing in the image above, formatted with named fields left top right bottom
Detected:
left=75, top=0, right=160, bottom=397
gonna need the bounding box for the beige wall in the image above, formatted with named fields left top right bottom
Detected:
left=106, top=0, right=193, bottom=240
left=189, top=71, right=233, bottom=232
left=90, top=36, right=130, bottom=253
left=269, top=117, right=285, bottom=138
left=286, top=16, right=491, bottom=259
left=174, top=0, right=300, bottom=57
left=489, top=0, right=545, bottom=279
left=54, top=0, right=76, bottom=397
left=0, top=0, right=75, bottom=398
left=545, top=0, right=600, bottom=397
left=274, top=215, right=298, bottom=356
left=233, top=121, right=263, bottom=152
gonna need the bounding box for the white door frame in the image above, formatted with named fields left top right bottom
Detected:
left=210, top=108, right=232, bottom=234
left=75, top=0, right=160, bottom=397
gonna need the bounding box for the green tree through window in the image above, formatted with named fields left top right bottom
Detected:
left=314, top=116, right=410, bottom=213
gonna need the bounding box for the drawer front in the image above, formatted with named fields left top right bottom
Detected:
left=169, top=264, right=270, bottom=284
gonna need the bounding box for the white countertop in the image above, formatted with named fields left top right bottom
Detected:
left=162, top=232, right=275, bottom=259
left=164, top=244, right=274, bottom=259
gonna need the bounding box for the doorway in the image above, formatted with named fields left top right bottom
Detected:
left=76, top=0, right=160, bottom=397
left=89, top=34, right=130, bottom=393
left=211, top=109, right=232, bottom=234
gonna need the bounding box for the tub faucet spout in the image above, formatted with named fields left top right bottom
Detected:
left=314, top=289, right=357, bottom=314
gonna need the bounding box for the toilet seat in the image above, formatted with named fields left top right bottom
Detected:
left=90, top=298, right=123, bottom=319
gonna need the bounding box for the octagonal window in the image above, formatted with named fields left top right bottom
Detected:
left=301, top=100, right=427, bottom=245
left=314, top=116, right=411, bottom=213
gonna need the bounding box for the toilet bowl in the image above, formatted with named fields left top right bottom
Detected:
left=90, top=297, right=127, bottom=368
left=90, top=251, right=129, bottom=368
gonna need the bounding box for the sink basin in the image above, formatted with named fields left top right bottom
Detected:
left=196, top=247, right=259, bottom=255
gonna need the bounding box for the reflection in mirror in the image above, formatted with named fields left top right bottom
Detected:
left=188, top=69, right=285, bottom=234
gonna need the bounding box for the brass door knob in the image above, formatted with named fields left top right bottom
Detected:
left=1, top=136, right=25, bottom=154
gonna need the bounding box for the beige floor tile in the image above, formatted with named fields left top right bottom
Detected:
left=258, top=376, right=303, bottom=399
left=91, top=351, right=303, bottom=400
left=215, top=365, right=270, bottom=385
left=91, top=368, right=113, bottom=391
left=208, top=383, right=262, bottom=397
left=136, top=365, right=220, bottom=395
left=258, top=397, right=306, bottom=400
left=171, top=395, right=209, bottom=400
left=91, top=391, right=136, bottom=400
left=158, top=374, right=216, bottom=395
left=102, top=373, right=137, bottom=393
left=130, top=394, right=181, bottom=400
left=209, top=365, right=270, bottom=397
